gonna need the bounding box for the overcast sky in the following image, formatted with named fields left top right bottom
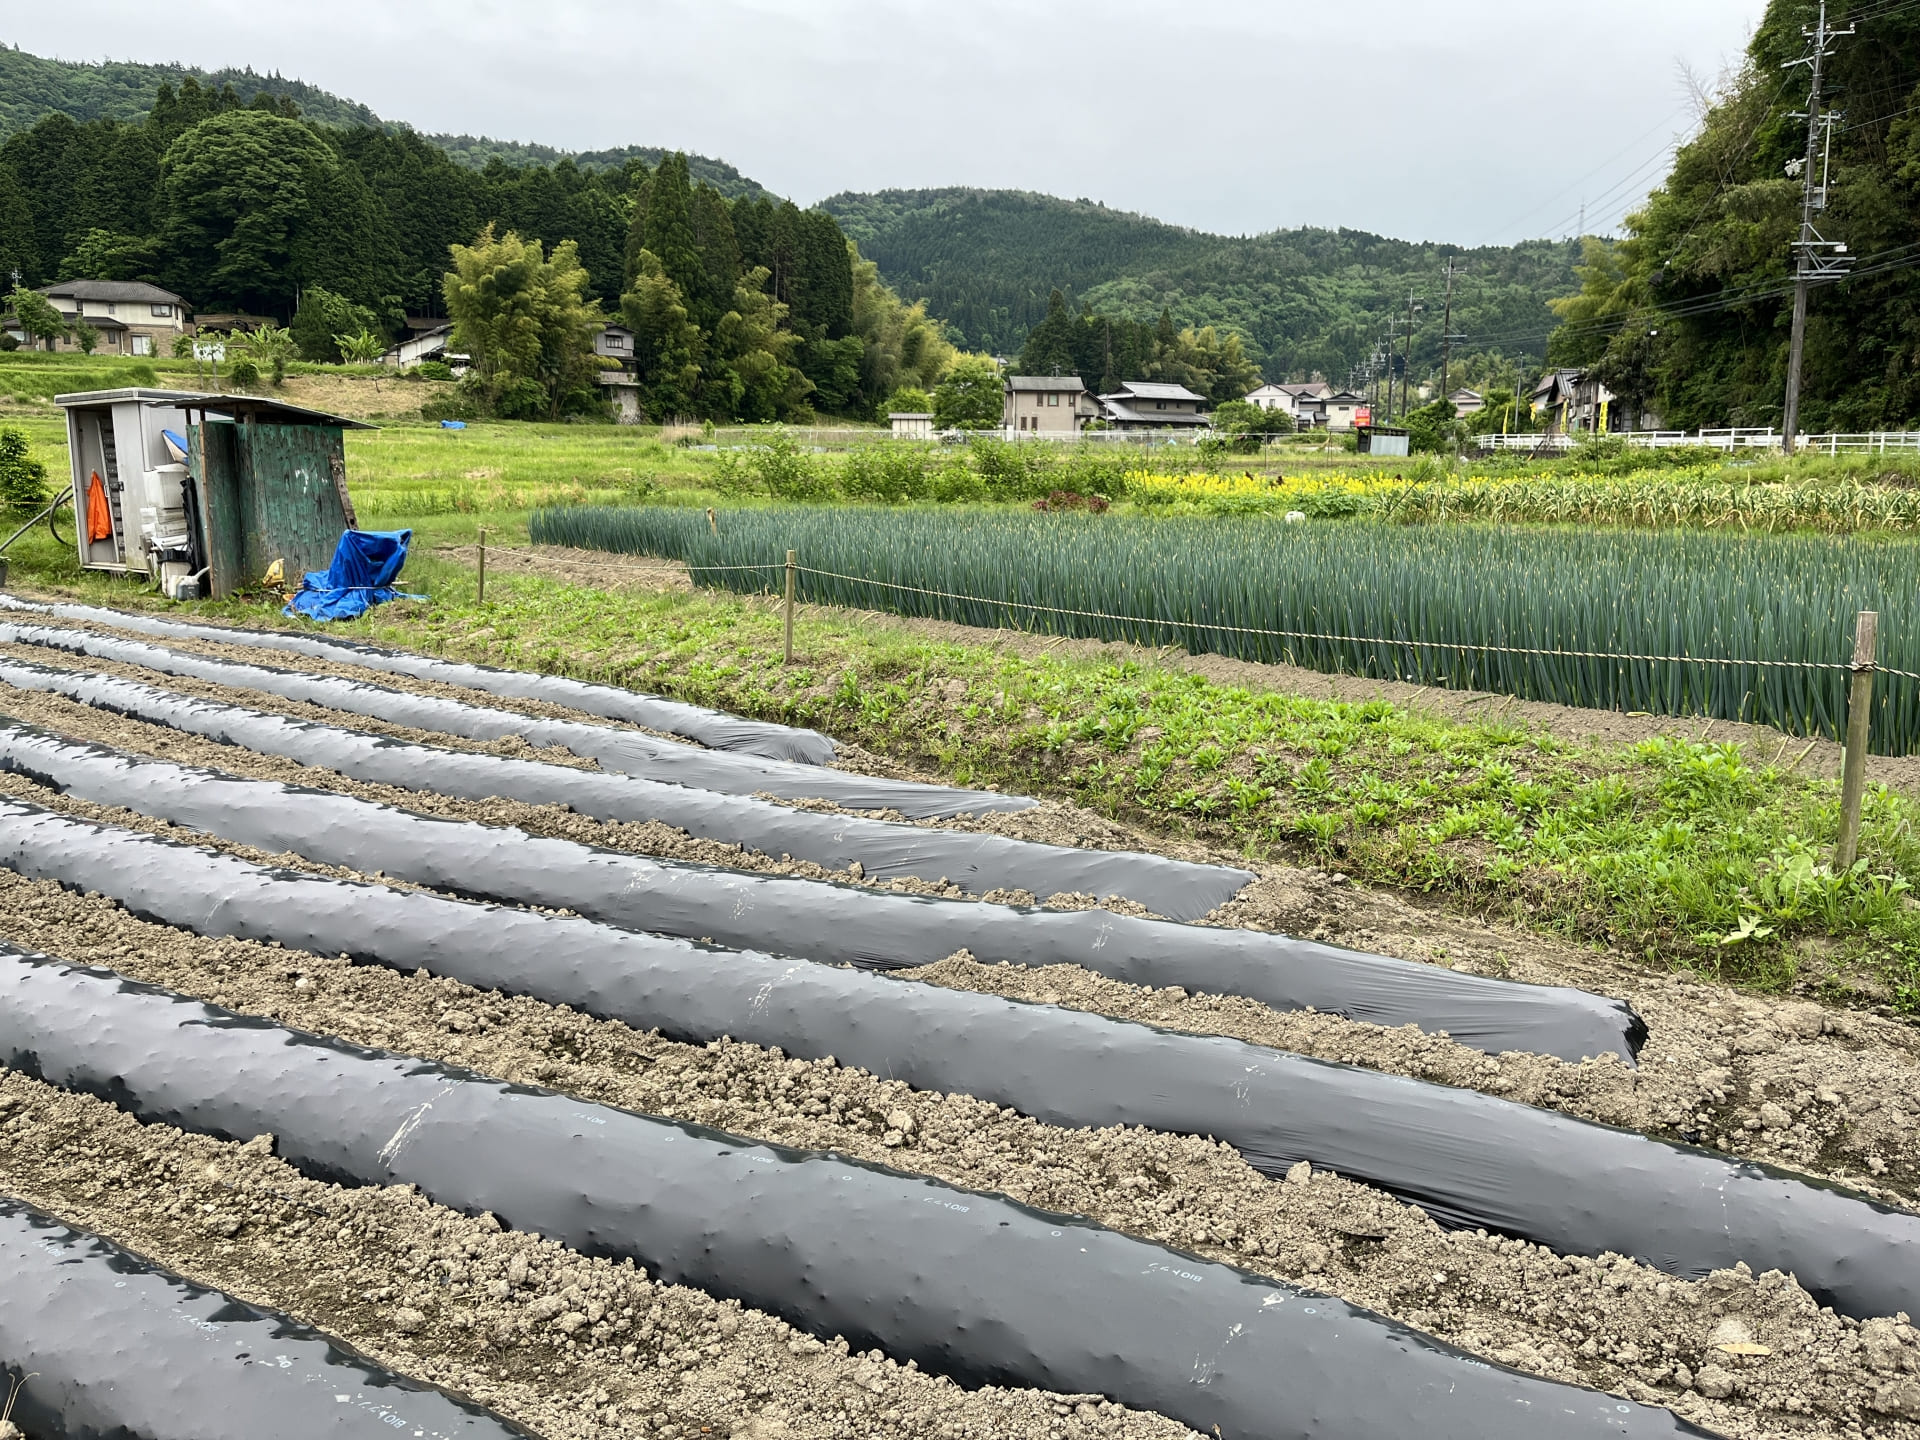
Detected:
left=7, top=0, right=1764, bottom=246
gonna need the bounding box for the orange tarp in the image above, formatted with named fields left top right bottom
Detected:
left=85, top=471, right=112, bottom=543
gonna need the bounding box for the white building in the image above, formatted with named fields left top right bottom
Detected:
left=1245, top=381, right=1331, bottom=426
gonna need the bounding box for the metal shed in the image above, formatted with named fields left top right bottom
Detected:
left=1355, top=425, right=1411, bottom=458
left=55, top=388, right=372, bottom=600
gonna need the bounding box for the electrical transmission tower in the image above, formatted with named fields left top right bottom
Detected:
left=1781, top=0, right=1854, bottom=454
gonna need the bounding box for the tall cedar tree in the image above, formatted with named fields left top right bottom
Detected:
left=0, top=80, right=921, bottom=419
left=1545, top=0, right=1920, bottom=429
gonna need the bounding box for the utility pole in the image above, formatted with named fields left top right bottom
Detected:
left=1781, top=0, right=1854, bottom=454
left=1439, top=255, right=1460, bottom=405
left=1399, top=295, right=1423, bottom=421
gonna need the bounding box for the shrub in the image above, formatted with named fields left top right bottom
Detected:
left=415, top=360, right=455, bottom=382
left=420, top=390, right=478, bottom=423
left=751, top=433, right=834, bottom=500
left=0, top=427, right=50, bottom=513
left=226, top=356, right=261, bottom=390
left=840, top=444, right=933, bottom=503
left=969, top=436, right=1057, bottom=499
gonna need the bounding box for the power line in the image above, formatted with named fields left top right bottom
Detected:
left=1441, top=240, right=1920, bottom=354
left=1473, top=105, right=1694, bottom=246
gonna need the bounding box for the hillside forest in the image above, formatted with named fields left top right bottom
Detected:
left=823, top=188, right=1582, bottom=389
left=1546, top=0, right=1920, bottom=432
left=0, top=78, right=955, bottom=423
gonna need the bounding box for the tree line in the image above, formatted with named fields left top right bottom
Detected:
left=1015, top=289, right=1261, bottom=401
left=824, top=187, right=1579, bottom=384
left=1546, top=0, right=1920, bottom=431
left=0, top=78, right=951, bottom=421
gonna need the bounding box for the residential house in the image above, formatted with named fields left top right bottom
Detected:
left=1529, top=370, right=1658, bottom=434
left=1310, top=390, right=1369, bottom=432
left=25, top=280, right=191, bottom=356
left=380, top=324, right=455, bottom=368
left=1448, top=388, right=1485, bottom=417
left=1246, top=381, right=1331, bottom=427
left=1097, top=380, right=1210, bottom=430
left=1004, top=375, right=1099, bottom=435
left=1532, top=369, right=1624, bottom=434
left=594, top=323, right=643, bottom=422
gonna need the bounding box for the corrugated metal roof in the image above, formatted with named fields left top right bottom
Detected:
left=1110, top=380, right=1206, bottom=402
left=1100, top=400, right=1211, bottom=426
left=52, top=388, right=376, bottom=430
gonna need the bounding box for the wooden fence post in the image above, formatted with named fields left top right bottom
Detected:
left=783, top=549, right=797, bottom=665
left=1835, top=610, right=1878, bottom=870
left=476, top=526, right=487, bottom=606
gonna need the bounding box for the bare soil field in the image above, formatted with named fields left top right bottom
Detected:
left=3, top=609, right=1920, bottom=1438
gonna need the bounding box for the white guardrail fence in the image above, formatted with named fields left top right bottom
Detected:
left=1477, top=430, right=1920, bottom=454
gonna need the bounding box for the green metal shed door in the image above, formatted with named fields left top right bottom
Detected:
left=232, top=422, right=353, bottom=586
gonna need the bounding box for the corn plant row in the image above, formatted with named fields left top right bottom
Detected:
left=532, top=504, right=1920, bottom=755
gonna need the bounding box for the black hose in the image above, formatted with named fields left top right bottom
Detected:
left=0, top=947, right=1718, bottom=1440
left=1, top=798, right=1911, bottom=1323
left=0, top=618, right=1026, bottom=820
left=0, top=595, right=837, bottom=764
left=0, top=488, right=72, bottom=558
left=0, top=722, right=1645, bottom=1062
left=0, top=651, right=1253, bottom=918
left=0, top=1195, right=534, bottom=1440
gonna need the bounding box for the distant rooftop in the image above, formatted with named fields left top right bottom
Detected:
left=41, top=279, right=187, bottom=306
left=1107, top=380, right=1206, bottom=403
left=1006, top=375, right=1088, bottom=391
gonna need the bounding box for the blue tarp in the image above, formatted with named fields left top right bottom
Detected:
left=284, top=529, right=420, bottom=622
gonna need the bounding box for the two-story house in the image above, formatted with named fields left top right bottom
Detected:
left=1097, top=380, right=1210, bottom=430
left=1004, top=375, right=1100, bottom=435
left=1245, top=381, right=1330, bottom=426
left=595, top=323, right=644, bottom=422
left=33, top=280, right=193, bottom=356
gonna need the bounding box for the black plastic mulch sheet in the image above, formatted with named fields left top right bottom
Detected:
left=0, top=722, right=1643, bottom=1062
left=0, top=948, right=1719, bottom=1440
left=0, top=800, right=1909, bottom=1325
left=0, top=651, right=1252, bottom=921
left=0, top=620, right=1024, bottom=820
left=0, top=595, right=837, bottom=764
left=0, top=1196, right=533, bottom=1440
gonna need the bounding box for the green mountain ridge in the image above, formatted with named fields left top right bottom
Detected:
left=0, top=46, right=763, bottom=194
left=821, top=187, right=1581, bottom=382
left=3, top=43, right=1580, bottom=384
